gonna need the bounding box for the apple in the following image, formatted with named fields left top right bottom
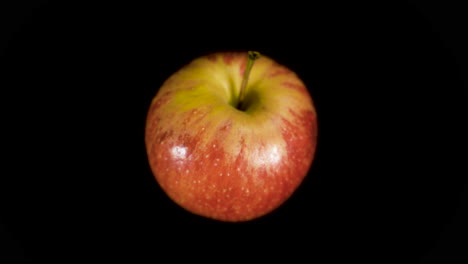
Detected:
left=145, top=51, right=318, bottom=222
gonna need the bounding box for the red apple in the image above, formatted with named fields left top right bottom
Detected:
left=145, top=51, right=318, bottom=221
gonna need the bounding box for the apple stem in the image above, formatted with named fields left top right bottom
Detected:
left=237, top=51, right=261, bottom=110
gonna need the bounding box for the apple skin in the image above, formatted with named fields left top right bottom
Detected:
left=145, top=52, right=318, bottom=222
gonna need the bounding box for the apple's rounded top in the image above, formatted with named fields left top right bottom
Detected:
left=155, top=51, right=315, bottom=116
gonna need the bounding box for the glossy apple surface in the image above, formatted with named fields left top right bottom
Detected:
left=145, top=52, right=318, bottom=221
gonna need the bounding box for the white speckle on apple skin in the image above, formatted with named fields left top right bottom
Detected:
left=233, top=205, right=240, bottom=214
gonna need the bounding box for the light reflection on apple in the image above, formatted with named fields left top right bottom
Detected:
left=251, top=145, right=282, bottom=167
left=268, top=145, right=281, bottom=164
left=171, top=145, right=187, bottom=160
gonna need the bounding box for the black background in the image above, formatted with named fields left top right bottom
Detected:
left=1, top=0, right=466, bottom=262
